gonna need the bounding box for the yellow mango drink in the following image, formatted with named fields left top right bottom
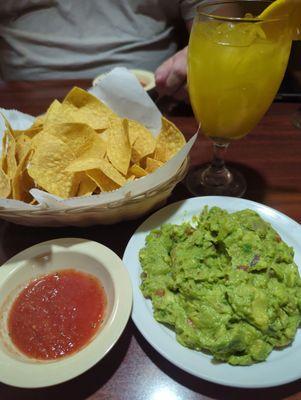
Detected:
left=188, top=18, right=292, bottom=140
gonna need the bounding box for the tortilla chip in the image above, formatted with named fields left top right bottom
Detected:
left=12, top=127, right=41, bottom=140
left=44, top=103, right=110, bottom=131
left=60, top=87, right=117, bottom=131
left=43, top=99, right=62, bottom=126
left=0, top=114, right=18, bottom=178
left=129, top=164, right=148, bottom=178
left=97, top=158, right=126, bottom=186
left=32, top=114, right=45, bottom=128
left=65, top=158, right=101, bottom=173
left=81, top=135, right=107, bottom=159
left=28, top=133, right=79, bottom=198
left=127, top=119, right=140, bottom=146
left=15, top=134, right=32, bottom=164
left=1, top=130, right=8, bottom=173
left=66, top=157, right=125, bottom=187
left=77, top=173, right=97, bottom=197
left=131, top=121, right=156, bottom=163
left=5, top=130, right=17, bottom=179
left=36, top=123, right=99, bottom=157
left=12, top=150, right=34, bottom=202
left=99, top=128, right=109, bottom=143
left=0, top=168, right=11, bottom=198
left=154, top=117, right=186, bottom=162
left=64, top=135, right=107, bottom=175
left=107, top=118, right=131, bottom=175
left=145, top=157, right=163, bottom=173
left=63, top=87, right=106, bottom=111
left=62, top=104, right=110, bottom=131
left=87, top=169, right=119, bottom=192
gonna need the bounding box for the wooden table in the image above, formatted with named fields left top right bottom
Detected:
left=0, top=80, right=301, bottom=400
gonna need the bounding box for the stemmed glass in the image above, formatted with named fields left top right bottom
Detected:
left=186, top=0, right=293, bottom=196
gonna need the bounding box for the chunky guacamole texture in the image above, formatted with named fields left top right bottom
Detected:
left=139, top=207, right=301, bottom=366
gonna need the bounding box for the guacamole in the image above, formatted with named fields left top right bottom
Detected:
left=139, top=207, right=301, bottom=366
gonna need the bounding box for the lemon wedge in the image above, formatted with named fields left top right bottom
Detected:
left=259, top=0, right=301, bottom=39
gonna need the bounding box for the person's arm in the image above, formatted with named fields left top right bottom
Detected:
left=154, top=20, right=193, bottom=100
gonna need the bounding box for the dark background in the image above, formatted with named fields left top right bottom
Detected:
left=278, top=41, right=301, bottom=101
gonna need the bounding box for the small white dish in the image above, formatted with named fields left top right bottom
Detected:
left=0, top=238, right=132, bottom=388
left=123, top=196, right=301, bottom=388
left=93, top=69, right=155, bottom=92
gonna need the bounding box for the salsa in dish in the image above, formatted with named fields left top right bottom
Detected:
left=8, top=269, right=106, bottom=360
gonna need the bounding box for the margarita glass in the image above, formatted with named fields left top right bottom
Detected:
left=187, top=0, right=293, bottom=196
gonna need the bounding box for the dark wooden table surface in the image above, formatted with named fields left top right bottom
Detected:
left=0, top=80, right=301, bottom=400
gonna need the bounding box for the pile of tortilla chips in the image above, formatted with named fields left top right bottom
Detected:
left=0, top=87, right=186, bottom=203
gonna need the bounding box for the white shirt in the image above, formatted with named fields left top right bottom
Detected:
left=0, top=0, right=199, bottom=81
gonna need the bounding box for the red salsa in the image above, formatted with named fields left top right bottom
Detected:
left=8, top=269, right=106, bottom=360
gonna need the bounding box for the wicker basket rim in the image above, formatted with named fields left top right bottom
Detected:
left=0, top=158, right=189, bottom=216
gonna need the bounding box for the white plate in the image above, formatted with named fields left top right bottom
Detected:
left=123, top=196, right=301, bottom=388
left=0, top=238, right=132, bottom=388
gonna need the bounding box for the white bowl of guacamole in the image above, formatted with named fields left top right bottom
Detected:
left=140, top=206, right=301, bottom=366
left=123, top=196, right=301, bottom=388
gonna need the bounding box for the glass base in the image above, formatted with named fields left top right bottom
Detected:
left=186, top=164, right=246, bottom=197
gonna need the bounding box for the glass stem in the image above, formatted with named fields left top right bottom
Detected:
left=201, top=140, right=233, bottom=187
left=212, top=141, right=228, bottom=172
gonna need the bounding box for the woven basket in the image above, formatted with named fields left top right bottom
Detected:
left=0, top=159, right=189, bottom=227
